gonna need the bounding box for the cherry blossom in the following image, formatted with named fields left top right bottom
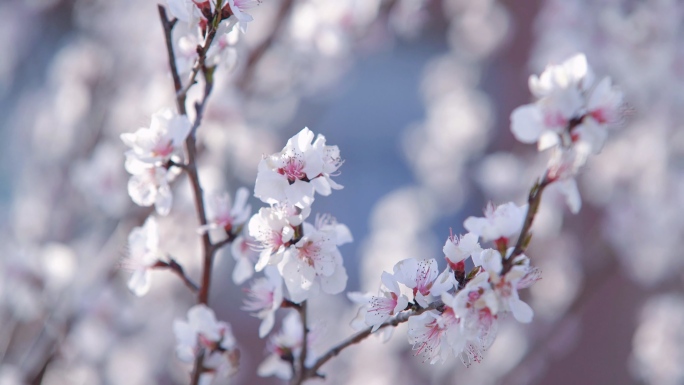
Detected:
left=173, top=305, right=238, bottom=384
left=243, top=266, right=283, bottom=337
left=479, top=251, right=537, bottom=323
left=393, top=258, right=451, bottom=307
left=226, top=0, right=262, bottom=32
left=231, top=235, right=258, bottom=285
left=258, top=311, right=306, bottom=380
left=120, top=108, right=191, bottom=166
left=445, top=274, right=498, bottom=343
left=254, top=127, right=343, bottom=208
left=249, top=207, right=295, bottom=271
left=167, top=0, right=202, bottom=24
left=443, top=232, right=482, bottom=270
left=407, top=309, right=458, bottom=364
left=124, top=154, right=177, bottom=216
left=464, top=202, right=527, bottom=243
left=121, top=217, right=163, bottom=297
left=366, top=272, right=409, bottom=331
left=277, top=217, right=352, bottom=303
left=510, top=53, right=623, bottom=155
left=198, top=187, right=251, bottom=234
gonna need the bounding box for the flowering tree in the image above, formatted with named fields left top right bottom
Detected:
left=115, top=1, right=627, bottom=384
left=5, top=1, right=683, bottom=385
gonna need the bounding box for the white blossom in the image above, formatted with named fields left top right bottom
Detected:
left=124, top=154, right=177, bottom=216
left=173, top=304, right=237, bottom=363
left=121, top=217, right=163, bottom=297
left=248, top=207, right=295, bottom=271
left=254, top=128, right=343, bottom=208
left=464, top=202, right=527, bottom=242
left=277, top=218, right=351, bottom=303
left=120, top=108, right=191, bottom=166
left=366, top=272, right=409, bottom=332
left=258, top=311, right=305, bottom=380
left=226, top=0, right=262, bottom=32
left=231, top=235, right=258, bottom=285
left=443, top=232, right=482, bottom=268
left=198, top=187, right=251, bottom=234
left=243, top=266, right=283, bottom=337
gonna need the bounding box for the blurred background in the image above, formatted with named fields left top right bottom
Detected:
left=1, top=0, right=684, bottom=384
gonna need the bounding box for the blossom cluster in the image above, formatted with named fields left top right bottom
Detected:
left=121, top=108, right=190, bottom=215
left=173, top=305, right=239, bottom=384
left=350, top=201, right=538, bottom=366
left=238, top=127, right=351, bottom=376
left=511, top=53, right=624, bottom=212
left=167, top=0, right=263, bottom=75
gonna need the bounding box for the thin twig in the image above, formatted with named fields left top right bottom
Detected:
left=503, top=176, right=551, bottom=273
left=290, top=301, right=309, bottom=385
left=158, top=3, right=226, bottom=384
left=155, top=259, right=200, bottom=293
left=297, top=301, right=442, bottom=383
left=158, top=6, right=186, bottom=114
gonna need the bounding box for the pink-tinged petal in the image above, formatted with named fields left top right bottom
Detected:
left=310, top=177, right=331, bottom=196
left=232, top=255, right=254, bottom=285
left=155, top=183, right=173, bottom=216
left=394, top=295, right=409, bottom=314
left=380, top=271, right=400, bottom=294
left=538, top=131, right=560, bottom=151
left=367, top=296, right=394, bottom=330
left=128, top=269, right=151, bottom=297
left=557, top=178, right=581, bottom=214
left=509, top=298, right=534, bottom=323
left=285, top=180, right=315, bottom=208
left=320, top=264, right=347, bottom=295
left=334, top=223, right=353, bottom=245
left=259, top=312, right=275, bottom=338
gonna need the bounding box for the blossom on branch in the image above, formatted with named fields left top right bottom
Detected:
left=243, top=266, right=283, bottom=337
left=464, top=202, right=527, bottom=243
left=366, top=272, right=409, bottom=332
left=443, top=232, right=482, bottom=270
left=254, top=127, right=343, bottom=208
left=278, top=216, right=352, bottom=302
left=510, top=53, right=623, bottom=155
left=258, top=311, right=310, bottom=380
left=120, top=108, right=191, bottom=166
left=124, top=154, right=177, bottom=216
left=173, top=305, right=239, bottom=383
left=249, top=206, right=295, bottom=271
left=226, top=0, right=262, bottom=32
left=198, top=187, right=251, bottom=235
left=121, top=217, right=163, bottom=297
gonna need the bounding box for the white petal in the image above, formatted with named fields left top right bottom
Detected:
left=258, top=313, right=275, bottom=338
left=510, top=298, right=534, bottom=323
left=320, top=264, right=347, bottom=295
left=232, top=256, right=254, bottom=285
left=128, top=269, right=152, bottom=297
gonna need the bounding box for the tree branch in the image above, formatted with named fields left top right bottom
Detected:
left=503, top=176, right=551, bottom=274
left=158, top=3, right=226, bottom=384
left=155, top=259, right=199, bottom=293
left=290, top=301, right=309, bottom=385
left=296, top=301, right=442, bottom=383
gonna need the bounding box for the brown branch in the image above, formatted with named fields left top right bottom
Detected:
left=503, top=176, right=551, bottom=274
left=290, top=301, right=310, bottom=385
left=158, top=5, right=186, bottom=114
left=158, top=3, right=228, bottom=384
left=155, top=259, right=200, bottom=293
left=296, top=301, right=442, bottom=383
